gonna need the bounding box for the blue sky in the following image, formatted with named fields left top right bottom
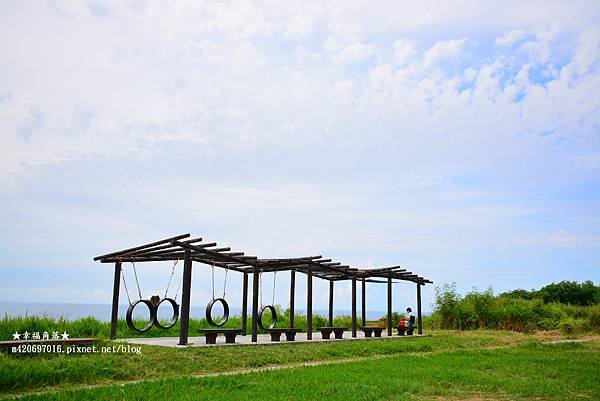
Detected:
left=1, top=1, right=599, bottom=314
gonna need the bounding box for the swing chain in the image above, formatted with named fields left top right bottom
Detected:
left=131, top=257, right=143, bottom=300
left=222, top=266, right=228, bottom=299
left=272, top=269, right=277, bottom=306
left=259, top=270, right=263, bottom=308
left=211, top=262, right=215, bottom=300
left=119, top=257, right=133, bottom=306
left=164, top=257, right=179, bottom=299
left=174, top=276, right=183, bottom=302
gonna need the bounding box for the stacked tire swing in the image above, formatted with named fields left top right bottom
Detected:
left=205, top=263, right=230, bottom=326
left=121, top=258, right=278, bottom=335
left=122, top=258, right=181, bottom=334
left=258, top=269, right=278, bottom=330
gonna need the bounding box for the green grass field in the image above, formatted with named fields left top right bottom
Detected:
left=1, top=330, right=599, bottom=400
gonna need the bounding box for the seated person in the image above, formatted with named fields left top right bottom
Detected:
left=397, top=316, right=407, bottom=335
left=406, top=307, right=416, bottom=335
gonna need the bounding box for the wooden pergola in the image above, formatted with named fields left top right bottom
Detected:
left=94, top=233, right=432, bottom=344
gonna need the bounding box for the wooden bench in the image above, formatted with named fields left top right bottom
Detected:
left=266, top=328, right=301, bottom=342
left=318, top=327, right=347, bottom=340
left=198, top=328, right=242, bottom=344
left=397, top=325, right=417, bottom=336
left=361, top=326, right=386, bottom=338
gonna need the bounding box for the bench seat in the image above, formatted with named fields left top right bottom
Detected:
left=198, top=328, right=242, bottom=344
left=266, top=328, right=302, bottom=342
left=317, top=327, right=347, bottom=340
left=360, top=326, right=386, bottom=338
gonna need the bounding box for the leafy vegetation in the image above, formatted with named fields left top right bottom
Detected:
left=429, top=282, right=600, bottom=333
left=501, top=280, right=600, bottom=306
left=0, top=308, right=374, bottom=342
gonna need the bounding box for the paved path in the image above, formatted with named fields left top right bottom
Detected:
left=122, top=331, right=425, bottom=347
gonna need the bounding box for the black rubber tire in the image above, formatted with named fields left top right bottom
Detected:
left=153, top=297, right=179, bottom=330
left=126, top=299, right=156, bottom=334
left=205, top=298, right=229, bottom=327
left=258, top=305, right=277, bottom=330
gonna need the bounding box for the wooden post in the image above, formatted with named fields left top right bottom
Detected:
left=307, top=265, right=313, bottom=340
left=251, top=268, right=259, bottom=342
left=289, top=269, right=295, bottom=328
left=387, top=274, right=392, bottom=337
left=361, top=278, right=366, bottom=328
left=328, top=280, right=334, bottom=326
left=110, top=261, right=121, bottom=340
left=241, top=272, right=248, bottom=335
left=178, top=250, right=193, bottom=345
left=351, top=277, right=357, bottom=337
left=417, top=283, right=423, bottom=335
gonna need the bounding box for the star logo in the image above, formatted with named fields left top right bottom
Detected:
left=12, top=331, right=21, bottom=340
left=61, top=331, right=70, bottom=340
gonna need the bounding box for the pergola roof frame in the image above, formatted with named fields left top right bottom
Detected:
left=94, top=233, right=431, bottom=285
left=95, top=233, right=431, bottom=343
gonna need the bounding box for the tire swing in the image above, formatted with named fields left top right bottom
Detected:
left=154, top=258, right=182, bottom=330
left=258, top=269, right=277, bottom=330
left=123, top=258, right=156, bottom=334
left=205, top=263, right=230, bottom=327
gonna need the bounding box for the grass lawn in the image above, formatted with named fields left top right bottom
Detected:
left=1, top=331, right=599, bottom=400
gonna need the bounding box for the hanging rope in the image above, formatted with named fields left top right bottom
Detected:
left=119, top=258, right=133, bottom=306
left=222, top=266, right=228, bottom=299
left=174, top=276, right=183, bottom=302
left=259, top=270, right=263, bottom=308
left=164, top=257, right=179, bottom=299
left=272, top=269, right=277, bottom=306
left=211, top=262, right=216, bottom=300
left=130, top=257, right=143, bottom=300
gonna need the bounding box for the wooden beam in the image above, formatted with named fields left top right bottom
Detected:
left=351, top=277, right=357, bottom=338
left=251, top=268, right=259, bottom=342
left=387, top=274, right=392, bottom=337
left=328, top=280, right=334, bottom=326
left=94, top=233, right=190, bottom=260
left=191, top=258, right=249, bottom=273
left=241, top=272, right=248, bottom=336
left=361, top=278, right=366, bottom=327
left=110, top=261, right=121, bottom=340
left=307, top=265, right=313, bottom=340
left=289, top=269, right=295, bottom=328
left=417, top=283, right=423, bottom=335
left=125, top=238, right=206, bottom=257
left=178, top=250, right=193, bottom=345
left=173, top=240, right=257, bottom=267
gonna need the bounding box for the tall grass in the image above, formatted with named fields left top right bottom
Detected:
left=0, top=306, right=375, bottom=340
left=429, top=283, right=600, bottom=334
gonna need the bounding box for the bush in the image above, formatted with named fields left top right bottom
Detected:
left=586, top=305, right=600, bottom=332
left=430, top=282, right=600, bottom=334
left=500, top=280, right=600, bottom=306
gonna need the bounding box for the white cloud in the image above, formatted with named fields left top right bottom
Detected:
left=392, top=38, right=417, bottom=66
left=1, top=0, right=599, bottom=307
left=511, top=230, right=600, bottom=247
left=496, top=29, right=526, bottom=46
left=0, top=286, right=112, bottom=304
left=422, top=38, right=467, bottom=67
left=334, top=42, right=375, bottom=64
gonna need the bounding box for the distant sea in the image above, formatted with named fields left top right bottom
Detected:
left=0, top=302, right=387, bottom=322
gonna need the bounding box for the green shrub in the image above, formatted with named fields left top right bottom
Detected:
left=430, top=282, right=600, bottom=334
left=585, top=305, right=600, bottom=332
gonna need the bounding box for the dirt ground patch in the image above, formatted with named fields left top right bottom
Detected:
left=534, top=330, right=563, bottom=342
left=426, top=395, right=508, bottom=401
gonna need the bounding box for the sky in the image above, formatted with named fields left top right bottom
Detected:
left=1, top=0, right=599, bottom=315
